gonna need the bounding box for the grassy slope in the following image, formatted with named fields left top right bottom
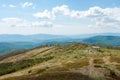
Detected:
left=0, top=43, right=120, bottom=80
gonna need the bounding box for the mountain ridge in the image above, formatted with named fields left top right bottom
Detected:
left=83, top=35, right=120, bottom=46
left=0, top=33, right=120, bottom=42
left=0, top=33, right=120, bottom=54
left=0, top=43, right=120, bottom=80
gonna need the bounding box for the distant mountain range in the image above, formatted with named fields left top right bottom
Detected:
left=0, top=34, right=69, bottom=42
left=83, top=36, right=120, bottom=46
left=69, top=33, right=120, bottom=39
left=0, top=33, right=120, bottom=54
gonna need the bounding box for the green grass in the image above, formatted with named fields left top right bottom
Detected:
left=0, top=56, right=53, bottom=76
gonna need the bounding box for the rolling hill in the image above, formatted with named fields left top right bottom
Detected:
left=0, top=34, right=120, bottom=54
left=0, top=43, right=120, bottom=80
left=0, top=42, right=41, bottom=54
left=83, top=36, right=120, bottom=46
left=0, top=34, right=69, bottom=42
left=0, top=34, right=72, bottom=54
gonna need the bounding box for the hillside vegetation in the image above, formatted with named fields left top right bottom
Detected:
left=0, top=43, right=120, bottom=80
left=83, top=36, right=120, bottom=46
left=0, top=35, right=120, bottom=54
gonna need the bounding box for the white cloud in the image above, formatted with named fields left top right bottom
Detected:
left=52, top=5, right=70, bottom=17
left=1, top=18, right=25, bottom=27
left=86, top=7, right=120, bottom=29
left=1, top=17, right=52, bottom=28
left=9, top=4, right=16, bottom=8
left=69, top=6, right=105, bottom=19
left=32, top=21, right=52, bottom=27
left=22, top=2, right=33, bottom=8
left=0, top=5, right=120, bottom=34
left=33, top=10, right=52, bottom=19
left=2, top=18, right=22, bottom=23
left=33, top=5, right=120, bottom=30
left=1, top=4, right=16, bottom=8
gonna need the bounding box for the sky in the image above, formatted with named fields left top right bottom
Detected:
left=0, top=0, right=120, bottom=35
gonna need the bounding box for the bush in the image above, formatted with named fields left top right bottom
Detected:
left=93, top=58, right=104, bottom=64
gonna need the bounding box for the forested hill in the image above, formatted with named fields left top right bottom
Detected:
left=83, top=36, right=120, bottom=46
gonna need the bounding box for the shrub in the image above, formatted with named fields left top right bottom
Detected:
left=0, top=56, right=54, bottom=76
left=93, top=58, right=104, bottom=64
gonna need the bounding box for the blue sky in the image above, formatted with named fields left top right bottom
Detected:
left=0, top=0, right=120, bottom=35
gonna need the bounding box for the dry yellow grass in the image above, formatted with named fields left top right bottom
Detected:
left=0, top=47, right=53, bottom=63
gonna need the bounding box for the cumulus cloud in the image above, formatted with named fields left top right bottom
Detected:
left=87, top=7, right=120, bottom=29
left=33, top=10, right=51, bottom=19
left=52, top=5, right=70, bottom=17
left=33, top=5, right=120, bottom=29
left=1, top=5, right=120, bottom=30
left=21, top=2, right=33, bottom=8
left=33, top=5, right=106, bottom=19
left=33, top=5, right=70, bottom=19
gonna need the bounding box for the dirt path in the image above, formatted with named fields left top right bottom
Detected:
left=78, top=58, right=100, bottom=77
left=103, top=56, right=110, bottom=64
left=88, top=58, right=106, bottom=79
left=88, top=58, right=95, bottom=77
